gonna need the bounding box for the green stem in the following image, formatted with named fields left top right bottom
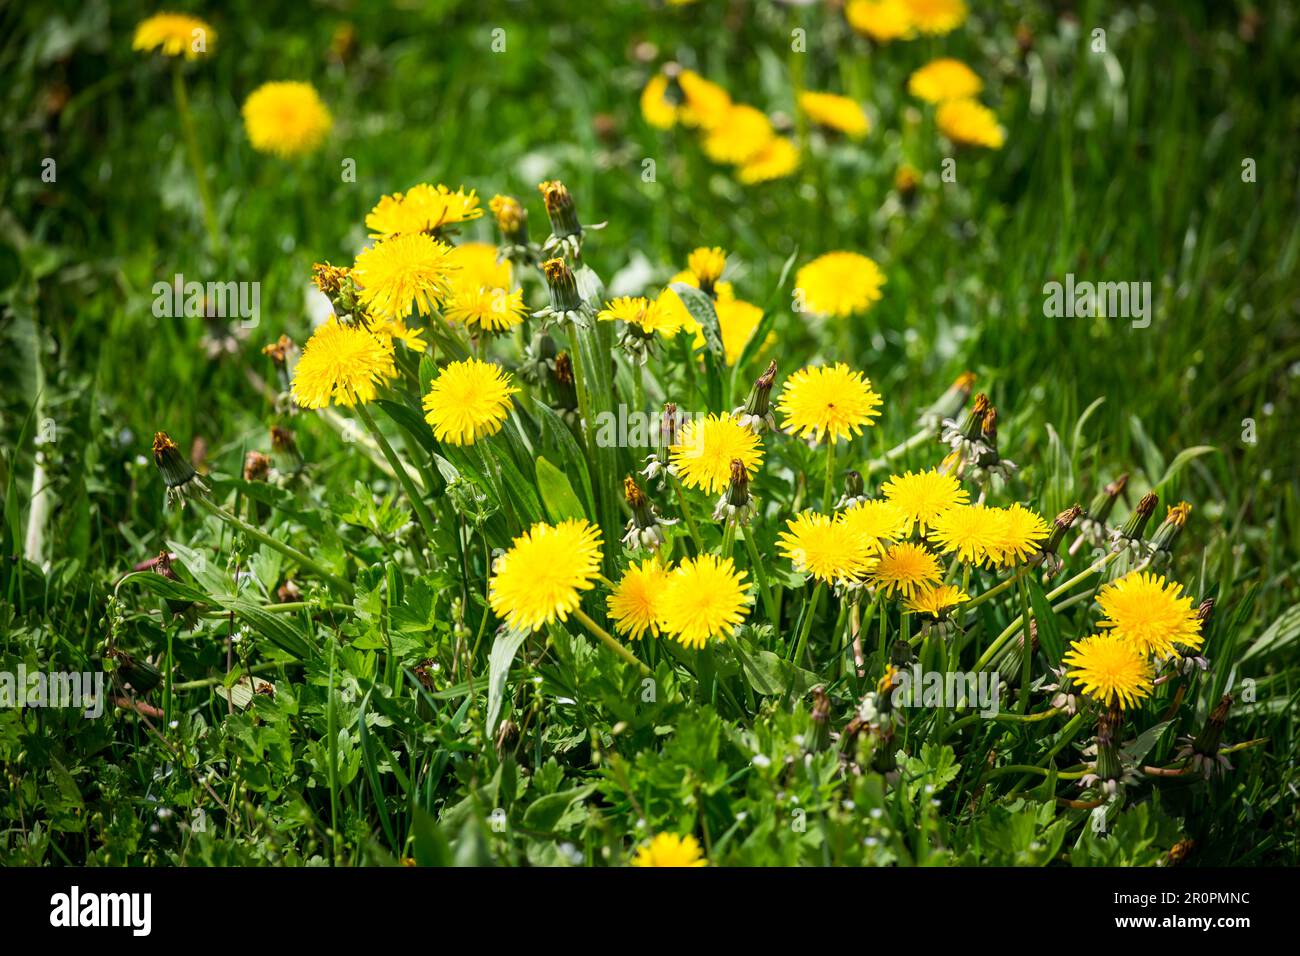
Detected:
left=789, top=580, right=825, bottom=666
left=193, top=496, right=353, bottom=599
left=719, top=519, right=736, bottom=560
left=171, top=62, right=220, bottom=251
left=742, top=529, right=779, bottom=629
left=355, top=401, right=439, bottom=550
left=671, top=477, right=704, bottom=555
left=822, top=441, right=836, bottom=511
left=573, top=608, right=651, bottom=676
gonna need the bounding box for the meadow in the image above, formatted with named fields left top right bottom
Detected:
left=1, top=0, right=1297, bottom=866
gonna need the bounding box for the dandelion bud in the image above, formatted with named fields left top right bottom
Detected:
left=1178, top=694, right=1235, bottom=778
left=844, top=470, right=865, bottom=500
left=550, top=351, right=579, bottom=420
left=733, top=359, right=777, bottom=432
left=1110, top=491, right=1158, bottom=555
left=713, top=458, right=756, bottom=525
left=154, top=549, right=194, bottom=617
left=535, top=257, right=587, bottom=326
left=1196, top=598, right=1214, bottom=635
left=1087, top=473, right=1129, bottom=524
left=490, top=194, right=527, bottom=244
left=1035, top=504, right=1081, bottom=575
left=687, top=246, right=726, bottom=299
left=243, top=450, right=271, bottom=482
left=109, top=648, right=163, bottom=694
left=152, top=432, right=208, bottom=506
left=894, top=163, right=921, bottom=202
left=1090, top=714, right=1125, bottom=791
left=1150, top=501, right=1192, bottom=562
left=311, top=262, right=358, bottom=316
left=622, top=475, right=675, bottom=550
left=922, top=371, right=976, bottom=430
left=539, top=180, right=592, bottom=258
left=261, top=334, right=295, bottom=367
left=270, top=425, right=303, bottom=474
left=996, top=619, right=1039, bottom=688
left=642, top=403, right=680, bottom=482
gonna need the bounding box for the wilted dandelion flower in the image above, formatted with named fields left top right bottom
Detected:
left=737, top=136, right=800, bottom=184
left=290, top=319, right=396, bottom=408
left=133, top=13, right=215, bottom=58
left=795, top=252, right=886, bottom=318
left=936, top=99, right=1005, bottom=149
left=242, top=82, right=332, bottom=158
left=678, top=70, right=732, bottom=129
left=352, top=233, right=455, bottom=319
left=845, top=0, right=915, bottom=42
left=929, top=503, right=1005, bottom=565
left=607, top=557, right=671, bottom=640
left=366, top=184, right=483, bottom=237
left=908, top=59, right=983, bottom=103
left=630, top=833, right=707, bottom=867
left=489, top=519, right=603, bottom=633
left=1096, top=571, right=1204, bottom=657
left=421, top=358, right=519, bottom=446
left=669, top=413, right=763, bottom=494
left=798, top=91, right=870, bottom=139
left=903, top=0, right=968, bottom=35
left=777, top=363, right=883, bottom=445
left=991, top=504, right=1051, bottom=566
left=904, top=583, right=969, bottom=617
left=881, top=468, right=969, bottom=534
left=869, top=541, right=943, bottom=598
left=778, top=511, right=876, bottom=584
left=1062, top=633, right=1154, bottom=710
left=839, top=499, right=910, bottom=553
left=658, top=554, right=750, bottom=648
left=703, top=104, right=775, bottom=164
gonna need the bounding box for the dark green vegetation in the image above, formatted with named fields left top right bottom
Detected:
left=1, top=0, right=1297, bottom=865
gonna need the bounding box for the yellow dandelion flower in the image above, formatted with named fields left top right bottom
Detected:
left=290, top=319, right=396, bottom=409
left=678, top=70, right=732, bottom=129
left=443, top=287, right=527, bottom=333
left=598, top=296, right=677, bottom=336
left=990, top=504, right=1051, bottom=566
left=703, top=104, right=774, bottom=165
left=713, top=295, right=764, bottom=365
left=776, top=363, right=883, bottom=445
left=1062, top=633, right=1154, bottom=710
left=489, top=194, right=526, bottom=237
left=929, top=503, right=1005, bottom=565
left=904, top=583, right=970, bottom=617
left=489, top=519, right=603, bottom=633
left=881, top=469, right=969, bottom=535
left=366, top=316, right=426, bottom=352
left=607, top=558, right=671, bottom=640
left=936, top=98, right=1005, bottom=149
left=870, top=541, right=943, bottom=598
left=795, top=251, right=886, bottom=318
left=241, top=82, right=332, bottom=158
left=737, top=136, right=800, bottom=184
left=845, top=0, right=915, bottom=42
left=446, top=241, right=512, bottom=294
left=421, top=358, right=519, bottom=446
left=840, top=499, right=911, bottom=553
left=903, top=0, right=967, bottom=35
left=670, top=413, right=763, bottom=494
left=687, top=247, right=727, bottom=287
left=658, top=554, right=750, bottom=649
left=366, top=184, right=483, bottom=238
left=908, top=58, right=983, bottom=103
left=798, top=91, right=870, bottom=139
left=630, top=833, right=707, bottom=868
left=352, top=233, right=455, bottom=320
left=1096, top=571, right=1204, bottom=658
left=778, top=512, right=876, bottom=584
left=133, top=13, right=215, bottom=59
left=640, top=73, right=678, bottom=129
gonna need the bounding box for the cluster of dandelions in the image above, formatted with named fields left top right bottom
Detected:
left=150, top=163, right=1243, bottom=865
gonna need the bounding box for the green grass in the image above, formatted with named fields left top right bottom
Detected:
left=1, top=0, right=1297, bottom=866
